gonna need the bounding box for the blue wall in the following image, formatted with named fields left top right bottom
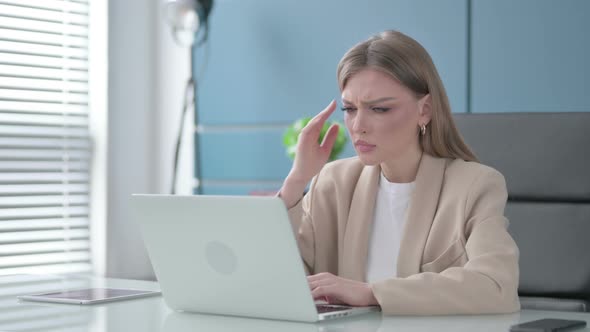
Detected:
left=194, top=0, right=590, bottom=195
left=471, top=0, right=590, bottom=113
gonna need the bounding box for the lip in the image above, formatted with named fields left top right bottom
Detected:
left=354, top=140, right=376, bottom=153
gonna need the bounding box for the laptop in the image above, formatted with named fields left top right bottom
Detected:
left=162, top=310, right=383, bottom=332
left=130, top=194, right=380, bottom=322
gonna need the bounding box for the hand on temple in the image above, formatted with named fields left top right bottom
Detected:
left=279, top=100, right=340, bottom=208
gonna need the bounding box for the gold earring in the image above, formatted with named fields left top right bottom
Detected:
left=420, top=124, right=426, bottom=136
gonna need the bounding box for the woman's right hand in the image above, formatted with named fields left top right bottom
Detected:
left=279, top=100, right=340, bottom=208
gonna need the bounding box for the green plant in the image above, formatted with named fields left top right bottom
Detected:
left=283, top=117, right=348, bottom=162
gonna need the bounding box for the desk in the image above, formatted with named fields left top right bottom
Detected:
left=2, top=274, right=589, bottom=332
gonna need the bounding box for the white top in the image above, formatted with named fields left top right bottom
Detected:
left=366, top=173, right=415, bottom=283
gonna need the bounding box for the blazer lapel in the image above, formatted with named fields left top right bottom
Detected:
left=396, top=154, right=447, bottom=278
left=339, top=165, right=380, bottom=281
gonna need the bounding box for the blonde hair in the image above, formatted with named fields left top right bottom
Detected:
left=337, top=30, right=477, bottom=162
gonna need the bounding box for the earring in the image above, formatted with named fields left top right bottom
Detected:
left=420, top=124, right=426, bottom=136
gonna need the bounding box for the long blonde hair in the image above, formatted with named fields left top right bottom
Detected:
left=337, top=30, right=477, bottom=162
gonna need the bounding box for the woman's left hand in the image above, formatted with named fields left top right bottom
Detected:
left=307, top=272, right=379, bottom=307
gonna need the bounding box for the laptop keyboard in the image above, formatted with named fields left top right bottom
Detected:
left=316, top=304, right=352, bottom=314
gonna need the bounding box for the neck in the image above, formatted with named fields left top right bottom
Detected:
left=380, top=145, right=423, bottom=183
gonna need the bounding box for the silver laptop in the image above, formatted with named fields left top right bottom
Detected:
left=130, top=194, right=380, bottom=322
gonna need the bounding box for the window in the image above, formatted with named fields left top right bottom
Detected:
left=0, top=0, right=97, bottom=275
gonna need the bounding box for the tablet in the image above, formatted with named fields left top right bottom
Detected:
left=17, top=288, right=161, bottom=305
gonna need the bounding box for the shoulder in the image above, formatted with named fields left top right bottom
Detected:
left=444, top=158, right=506, bottom=190
left=433, top=157, right=509, bottom=231
left=440, top=158, right=508, bottom=218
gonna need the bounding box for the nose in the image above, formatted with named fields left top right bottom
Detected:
left=352, top=109, right=368, bottom=134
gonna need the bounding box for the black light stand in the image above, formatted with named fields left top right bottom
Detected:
left=165, top=0, right=212, bottom=195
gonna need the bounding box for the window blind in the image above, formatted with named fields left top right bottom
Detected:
left=0, top=0, right=93, bottom=275
left=0, top=274, right=91, bottom=330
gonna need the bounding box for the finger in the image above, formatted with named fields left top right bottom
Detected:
left=311, top=285, right=339, bottom=301
left=308, top=276, right=336, bottom=290
left=312, top=286, right=350, bottom=306
left=320, top=123, right=340, bottom=153
left=307, top=272, right=333, bottom=283
left=325, top=297, right=346, bottom=305
left=318, top=99, right=337, bottom=119
left=307, top=100, right=337, bottom=129
left=299, top=101, right=337, bottom=146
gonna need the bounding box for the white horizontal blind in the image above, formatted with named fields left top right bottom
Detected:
left=0, top=274, right=91, bottom=330
left=0, top=0, right=92, bottom=275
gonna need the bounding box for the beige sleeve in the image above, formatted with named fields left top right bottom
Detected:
left=287, top=178, right=318, bottom=275
left=371, top=169, right=521, bottom=315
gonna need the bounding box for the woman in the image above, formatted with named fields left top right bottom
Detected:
left=278, top=31, right=520, bottom=315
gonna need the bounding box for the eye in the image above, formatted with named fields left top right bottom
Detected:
left=340, top=107, right=356, bottom=113
left=372, top=107, right=391, bottom=113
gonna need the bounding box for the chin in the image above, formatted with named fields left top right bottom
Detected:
left=356, top=154, right=381, bottom=166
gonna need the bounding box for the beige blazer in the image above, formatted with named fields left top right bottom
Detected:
left=288, top=153, right=520, bottom=315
